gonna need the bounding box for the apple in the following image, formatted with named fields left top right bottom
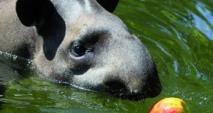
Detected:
left=149, top=97, right=191, bottom=113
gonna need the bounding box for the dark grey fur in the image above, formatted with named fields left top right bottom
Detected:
left=0, top=0, right=161, bottom=100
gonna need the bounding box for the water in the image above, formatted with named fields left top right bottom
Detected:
left=115, top=0, right=213, bottom=112
left=0, top=0, right=213, bottom=112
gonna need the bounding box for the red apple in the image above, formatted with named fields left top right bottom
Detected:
left=149, top=97, right=191, bottom=113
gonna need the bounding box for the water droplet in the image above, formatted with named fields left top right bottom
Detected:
left=12, top=55, right=18, bottom=61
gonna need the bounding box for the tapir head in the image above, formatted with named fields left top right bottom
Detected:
left=16, top=0, right=161, bottom=100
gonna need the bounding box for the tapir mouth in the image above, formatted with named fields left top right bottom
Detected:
left=111, top=92, right=146, bottom=101
left=68, top=82, right=145, bottom=101
left=102, top=76, right=162, bottom=101
left=103, top=80, right=147, bottom=101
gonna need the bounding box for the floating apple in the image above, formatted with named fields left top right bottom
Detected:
left=149, top=97, right=191, bottom=113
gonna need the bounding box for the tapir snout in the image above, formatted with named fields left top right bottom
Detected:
left=0, top=0, right=161, bottom=100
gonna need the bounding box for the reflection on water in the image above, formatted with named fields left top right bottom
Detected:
left=194, top=2, right=213, bottom=40
left=0, top=0, right=212, bottom=112
left=0, top=51, right=33, bottom=68
left=0, top=51, right=25, bottom=85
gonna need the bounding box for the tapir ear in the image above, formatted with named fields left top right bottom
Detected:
left=16, top=0, right=52, bottom=26
left=97, top=0, right=119, bottom=13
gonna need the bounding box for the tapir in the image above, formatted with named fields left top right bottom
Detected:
left=0, top=0, right=161, bottom=100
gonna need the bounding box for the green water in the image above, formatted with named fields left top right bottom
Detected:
left=0, top=0, right=213, bottom=113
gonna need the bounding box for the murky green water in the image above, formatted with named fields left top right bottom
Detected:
left=0, top=0, right=212, bottom=113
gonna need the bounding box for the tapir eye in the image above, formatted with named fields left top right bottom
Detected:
left=71, top=42, right=87, bottom=57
